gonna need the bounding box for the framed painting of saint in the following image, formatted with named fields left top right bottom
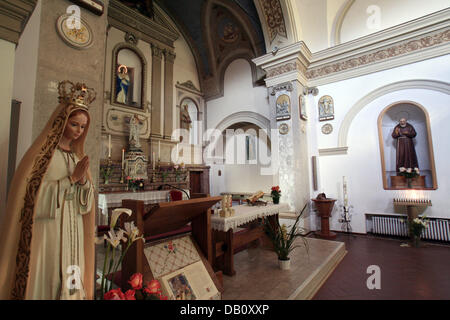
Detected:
left=276, top=94, right=291, bottom=121
left=318, top=95, right=334, bottom=121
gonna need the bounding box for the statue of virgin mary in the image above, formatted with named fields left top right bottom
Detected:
left=0, top=81, right=97, bottom=300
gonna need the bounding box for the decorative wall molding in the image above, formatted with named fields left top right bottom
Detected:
left=254, top=9, right=450, bottom=87
left=318, top=147, right=348, bottom=156
left=214, top=111, right=271, bottom=135
left=108, top=0, right=178, bottom=48
left=0, top=0, right=37, bottom=44
left=176, top=80, right=203, bottom=96
left=307, top=28, right=450, bottom=84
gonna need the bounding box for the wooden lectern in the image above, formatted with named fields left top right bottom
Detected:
left=120, top=196, right=223, bottom=294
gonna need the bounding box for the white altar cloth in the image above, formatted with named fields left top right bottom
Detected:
left=97, top=190, right=189, bottom=225
left=211, top=203, right=290, bottom=232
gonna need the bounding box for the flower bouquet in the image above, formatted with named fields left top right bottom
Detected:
left=100, top=165, right=113, bottom=184
left=126, top=177, right=144, bottom=191
left=409, top=216, right=429, bottom=247
left=271, top=186, right=281, bottom=204
left=104, top=273, right=168, bottom=300
left=99, top=209, right=145, bottom=298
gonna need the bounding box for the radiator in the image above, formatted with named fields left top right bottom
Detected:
left=371, top=215, right=450, bottom=242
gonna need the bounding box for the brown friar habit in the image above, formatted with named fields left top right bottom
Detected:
left=392, top=122, right=419, bottom=173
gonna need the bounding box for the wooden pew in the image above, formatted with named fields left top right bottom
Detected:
left=120, top=196, right=223, bottom=294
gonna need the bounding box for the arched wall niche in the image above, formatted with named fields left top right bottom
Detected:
left=179, top=97, right=200, bottom=145
left=110, top=42, right=148, bottom=110
left=377, top=100, right=437, bottom=190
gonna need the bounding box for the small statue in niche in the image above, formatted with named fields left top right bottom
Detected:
left=128, top=114, right=142, bottom=150
left=116, top=64, right=130, bottom=104
left=180, top=104, right=192, bottom=130
left=392, top=117, right=419, bottom=173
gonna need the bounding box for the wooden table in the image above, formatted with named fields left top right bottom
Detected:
left=211, top=203, right=289, bottom=276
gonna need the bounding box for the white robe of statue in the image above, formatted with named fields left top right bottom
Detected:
left=27, top=148, right=94, bottom=299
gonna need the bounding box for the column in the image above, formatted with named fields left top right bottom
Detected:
left=163, top=49, right=175, bottom=139
left=150, top=43, right=163, bottom=137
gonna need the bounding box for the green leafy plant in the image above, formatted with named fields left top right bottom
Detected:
left=409, top=216, right=429, bottom=237
left=264, top=203, right=309, bottom=261
left=398, top=167, right=420, bottom=179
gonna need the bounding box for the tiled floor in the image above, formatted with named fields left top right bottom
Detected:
left=312, top=233, right=450, bottom=300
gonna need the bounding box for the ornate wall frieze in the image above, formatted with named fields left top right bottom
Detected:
left=306, top=29, right=450, bottom=80
left=266, top=60, right=306, bottom=78
left=259, top=0, right=287, bottom=44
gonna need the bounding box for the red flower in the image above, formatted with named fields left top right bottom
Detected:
left=271, top=186, right=280, bottom=192
left=144, top=279, right=162, bottom=295
left=128, top=273, right=143, bottom=290
left=104, top=288, right=125, bottom=300
left=124, top=290, right=136, bottom=300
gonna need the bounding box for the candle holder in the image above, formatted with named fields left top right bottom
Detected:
left=338, top=204, right=354, bottom=236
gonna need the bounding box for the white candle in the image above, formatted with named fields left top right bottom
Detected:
left=108, top=134, right=111, bottom=157
left=121, top=148, right=125, bottom=169
left=343, top=176, right=348, bottom=207
left=152, top=152, right=156, bottom=170
left=158, top=141, right=161, bottom=159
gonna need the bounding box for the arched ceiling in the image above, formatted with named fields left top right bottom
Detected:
left=119, top=0, right=266, bottom=100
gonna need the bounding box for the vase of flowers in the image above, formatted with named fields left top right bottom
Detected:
left=100, top=165, right=113, bottom=184
left=399, top=167, right=420, bottom=188
left=409, top=216, right=428, bottom=248
left=264, top=204, right=308, bottom=269
left=126, top=177, right=144, bottom=192
left=271, top=186, right=281, bottom=204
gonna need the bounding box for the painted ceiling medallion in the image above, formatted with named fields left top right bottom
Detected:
left=321, top=123, right=333, bottom=135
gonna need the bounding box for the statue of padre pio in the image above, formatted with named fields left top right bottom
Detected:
left=392, top=118, right=419, bottom=173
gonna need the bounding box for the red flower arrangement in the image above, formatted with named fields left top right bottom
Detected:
left=103, top=273, right=168, bottom=300
left=271, top=186, right=281, bottom=204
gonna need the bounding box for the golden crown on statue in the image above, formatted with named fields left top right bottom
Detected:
left=58, top=80, right=96, bottom=110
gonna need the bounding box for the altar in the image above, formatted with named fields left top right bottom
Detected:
left=211, top=203, right=290, bottom=276
left=97, top=189, right=189, bottom=225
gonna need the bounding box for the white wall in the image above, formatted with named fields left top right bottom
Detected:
left=207, top=59, right=270, bottom=130
left=207, top=59, right=274, bottom=196
left=309, top=54, right=450, bottom=233
left=340, top=0, right=449, bottom=44
left=13, top=0, right=41, bottom=166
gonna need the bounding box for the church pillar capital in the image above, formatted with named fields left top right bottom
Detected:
left=252, top=42, right=311, bottom=88
left=151, top=43, right=163, bottom=59
left=163, top=49, right=176, bottom=64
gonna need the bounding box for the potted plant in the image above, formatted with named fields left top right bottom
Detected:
left=409, top=215, right=429, bottom=248
left=271, top=186, right=281, bottom=204
left=264, top=204, right=308, bottom=269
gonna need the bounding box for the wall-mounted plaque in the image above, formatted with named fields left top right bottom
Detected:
left=56, top=14, right=93, bottom=49
left=321, top=123, right=333, bottom=135
left=279, top=123, right=289, bottom=135
left=318, top=95, right=335, bottom=121
left=276, top=94, right=291, bottom=121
